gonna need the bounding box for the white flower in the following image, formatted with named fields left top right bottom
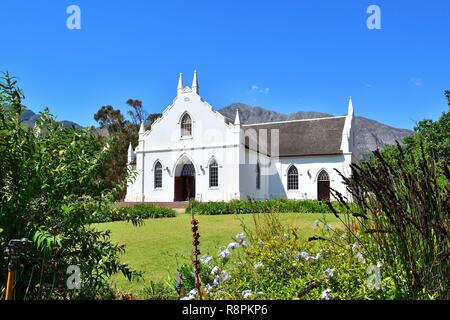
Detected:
left=188, top=289, right=197, bottom=296
left=219, top=248, right=231, bottom=260
left=181, top=288, right=197, bottom=300
left=211, top=266, right=220, bottom=275
left=355, top=252, right=366, bottom=264
left=283, top=233, right=290, bottom=240
left=201, top=254, right=213, bottom=265
left=221, top=270, right=231, bottom=282
left=213, top=275, right=221, bottom=286
left=322, top=288, right=333, bottom=300
left=324, top=223, right=332, bottom=231
left=376, top=261, right=383, bottom=268
left=242, top=290, right=252, bottom=299
left=236, top=233, right=246, bottom=242
left=351, top=243, right=359, bottom=253
left=241, top=240, right=249, bottom=248
left=313, top=220, right=321, bottom=227
left=295, top=251, right=309, bottom=260
left=296, top=251, right=321, bottom=262
left=205, top=284, right=213, bottom=293
left=325, top=268, right=334, bottom=278
left=254, top=262, right=264, bottom=271
left=259, top=240, right=264, bottom=247
left=227, top=242, right=240, bottom=250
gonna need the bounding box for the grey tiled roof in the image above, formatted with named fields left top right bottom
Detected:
left=243, top=117, right=346, bottom=157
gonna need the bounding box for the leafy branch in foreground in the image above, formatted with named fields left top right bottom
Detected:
left=0, top=72, right=140, bottom=300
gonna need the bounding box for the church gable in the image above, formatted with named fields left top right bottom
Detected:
left=142, top=71, right=236, bottom=149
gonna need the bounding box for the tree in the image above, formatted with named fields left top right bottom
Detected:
left=93, top=105, right=138, bottom=197
left=0, top=72, right=137, bottom=299
left=93, top=101, right=162, bottom=199
left=126, top=99, right=147, bottom=125
left=94, top=105, right=125, bottom=133
left=370, top=90, right=450, bottom=168
left=147, top=113, right=162, bottom=127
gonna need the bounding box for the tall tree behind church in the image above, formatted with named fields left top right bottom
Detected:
left=94, top=102, right=161, bottom=199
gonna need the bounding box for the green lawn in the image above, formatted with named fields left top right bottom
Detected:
left=95, top=212, right=340, bottom=297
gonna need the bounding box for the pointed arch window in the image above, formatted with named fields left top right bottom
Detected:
left=287, top=165, right=298, bottom=190
left=318, top=170, right=330, bottom=182
left=209, top=159, right=218, bottom=188
left=181, top=163, right=195, bottom=177
left=154, top=161, right=162, bottom=189
left=181, top=113, right=192, bottom=137
left=256, top=162, right=261, bottom=190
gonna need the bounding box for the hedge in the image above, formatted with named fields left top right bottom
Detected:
left=93, top=204, right=176, bottom=223
left=191, top=199, right=353, bottom=215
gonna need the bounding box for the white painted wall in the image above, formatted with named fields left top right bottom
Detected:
left=268, top=154, right=352, bottom=200
left=239, top=148, right=270, bottom=200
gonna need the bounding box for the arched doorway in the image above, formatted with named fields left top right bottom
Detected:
left=174, top=160, right=196, bottom=201
left=317, top=170, right=330, bottom=201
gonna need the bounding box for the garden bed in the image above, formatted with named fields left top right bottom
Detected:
left=191, top=199, right=353, bottom=215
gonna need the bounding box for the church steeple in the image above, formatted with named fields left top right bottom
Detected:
left=177, top=73, right=184, bottom=94
left=127, top=142, right=133, bottom=164
left=348, top=96, right=354, bottom=116
left=234, top=109, right=241, bottom=125
left=192, top=70, right=199, bottom=94
left=139, top=121, right=145, bottom=136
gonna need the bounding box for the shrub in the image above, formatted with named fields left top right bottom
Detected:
left=178, top=213, right=398, bottom=300
left=143, top=281, right=179, bottom=300
left=332, top=143, right=450, bottom=299
left=191, top=199, right=353, bottom=215
left=92, top=205, right=176, bottom=223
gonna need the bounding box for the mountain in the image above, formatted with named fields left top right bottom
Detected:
left=218, top=103, right=412, bottom=160
left=20, top=109, right=82, bottom=129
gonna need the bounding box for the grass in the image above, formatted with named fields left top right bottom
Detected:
left=94, top=212, right=340, bottom=298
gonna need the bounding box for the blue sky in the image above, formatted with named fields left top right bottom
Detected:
left=0, top=0, right=449, bottom=129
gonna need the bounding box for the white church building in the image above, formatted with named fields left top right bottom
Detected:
left=125, top=71, right=355, bottom=203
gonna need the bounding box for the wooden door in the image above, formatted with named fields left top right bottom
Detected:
left=174, top=177, right=184, bottom=201
left=318, top=180, right=330, bottom=201
left=185, top=176, right=195, bottom=200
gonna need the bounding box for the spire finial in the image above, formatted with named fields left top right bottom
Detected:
left=177, top=72, right=184, bottom=94
left=348, top=96, right=354, bottom=115
left=127, top=142, right=134, bottom=164
left=192, top=70, right=199, bottom=94
left=139, top=121, right=145, bottom=135
left=234, top=109, right=241, bottom=125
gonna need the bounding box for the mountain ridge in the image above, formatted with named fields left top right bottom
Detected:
left=20, top=108, right=82, bottom=129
